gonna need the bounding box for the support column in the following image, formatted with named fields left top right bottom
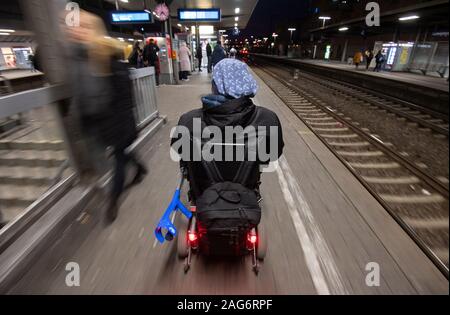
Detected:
left=167, top=16, right=180, bottom=85
left=393, top=26, right=399, bottom=42
left=341, top=39, right=349, bottom=63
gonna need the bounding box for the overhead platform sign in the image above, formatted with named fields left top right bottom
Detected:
left=110, top=11, right=153, bottom=24
left=178, top=8, right=221, bottom=22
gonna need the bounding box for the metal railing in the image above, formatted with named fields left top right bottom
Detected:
left=129, top=67, right=159, bottom=130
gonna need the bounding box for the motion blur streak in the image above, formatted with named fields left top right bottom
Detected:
left=276, top=156, right=347, bottom=295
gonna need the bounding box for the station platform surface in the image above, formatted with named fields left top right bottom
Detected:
left=8, top=69, right=448, bottom=294
left=256, top=55, right=449, bottom=93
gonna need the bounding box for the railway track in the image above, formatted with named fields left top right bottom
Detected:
left=252, top=65, right=449, bottom=278
left=263, top=61, right=449, bottom=137
left=258, top=62, right=449, bottom=185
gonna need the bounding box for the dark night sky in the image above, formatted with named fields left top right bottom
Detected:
left=242, top=0, right=312, bottom=37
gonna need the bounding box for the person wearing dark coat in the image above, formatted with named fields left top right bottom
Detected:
left=211, top=41, right=226, bottom=69
left=143, top=39, right=161, bottom=85
left=128, top=42, right=141, bottom=68
left=105, top=56, right=148, bottom=221
left=374, top=50, right=385, bottom=72
left=365, top=49, right=374, bottom=70
left=67, top=11, right=148, bottom=222
left=73, top=43, right=147, bottom=222
left=196, top=45, right=203, bottom=72
left=171, top=59, right=284, bottom=201
left=206, top=42, right=213, bottom=73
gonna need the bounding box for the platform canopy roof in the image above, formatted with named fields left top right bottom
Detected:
left=105, top=0, right=259, bottom=30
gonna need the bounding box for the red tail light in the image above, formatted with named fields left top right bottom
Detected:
left=247, top=233, right=257, bottom=244
left=188, top=231, right=198, bottom=243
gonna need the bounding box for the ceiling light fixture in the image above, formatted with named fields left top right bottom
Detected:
left=399, top=15, right=419, bottom=21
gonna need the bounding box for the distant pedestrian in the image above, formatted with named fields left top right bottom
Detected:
left=28, top=54, right=37, bottom=72
left=196, top=45, right=203, bottom=72
left=179, top=42, right=192, bottom=81
left=211, top=41, right=226, bottom=69
left=353, top=51, right=363, bottom=69
left=229, top=47, right=237, bottom=59
left=128, top=42, right=141, bottom=68
left=365, top=49, right=374, bottom=70
left=144, top=38, right=160, bottom=86
left=206, top=42, right=212, bottom=73
left=137, top=49, right=144, bottom=68
left=374, top=50, right=385, bottom=72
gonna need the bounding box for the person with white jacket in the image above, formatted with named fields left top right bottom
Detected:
left=179, top=42, right=192, bottom=81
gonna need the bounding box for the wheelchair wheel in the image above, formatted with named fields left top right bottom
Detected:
left=256, top=222, right=267, bottom=261
left=177, top=216, right=189, bottom=259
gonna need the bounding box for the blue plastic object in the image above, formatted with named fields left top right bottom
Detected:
left=155, top=189, right=192, bottom=244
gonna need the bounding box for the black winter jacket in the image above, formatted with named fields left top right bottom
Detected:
left=171, top=95, right=284, bottom=199
left=211, top=45, right=226, bottom=66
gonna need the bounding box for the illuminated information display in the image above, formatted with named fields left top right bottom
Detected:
left=178, top=9, right=221, bottom=21
left=111, top=11, right=153, bottom=24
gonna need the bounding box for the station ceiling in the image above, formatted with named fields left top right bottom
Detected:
left=105, top=0, right=259, bottom=29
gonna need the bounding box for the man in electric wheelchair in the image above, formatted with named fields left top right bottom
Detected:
left=170, top=59, right=284, bottom=272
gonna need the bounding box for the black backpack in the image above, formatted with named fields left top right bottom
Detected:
left=196, top=160, right=261, bottom=234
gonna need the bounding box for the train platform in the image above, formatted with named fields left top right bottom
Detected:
left=256, top=55, right=449, bottom=92
left=6, top=69, right=448, bottom=295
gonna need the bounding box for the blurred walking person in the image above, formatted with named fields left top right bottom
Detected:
left=67, top=11, right=147, bottom=222
left=179, top=41, right=192, bottom=81
left=106, top=46, right=148, bottom=221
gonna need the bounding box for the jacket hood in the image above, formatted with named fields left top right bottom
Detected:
left=201, top=94, right=256, bottom=128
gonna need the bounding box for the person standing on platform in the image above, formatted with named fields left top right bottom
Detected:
left=206, top=41, right=213, bottom=73
left=353, top=50, right=363, bottom=69
left=144, top=38, right=160, bottom=86
left=179, top=41, right=192, bottom=81
left=211, top=41, right=226, bottom=69
left=230, top=47, right=237, bottom=59
left=196, top=45, right=203, bottom=72
left=28, top=53, right=37, bottom=72
left=374, top=50, right=385, bottom=72
left=365, top=49, right=374, bottom=70
left=137, top=48, right=144, bottom=68
left=128, top=41, right=140, bottom=68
